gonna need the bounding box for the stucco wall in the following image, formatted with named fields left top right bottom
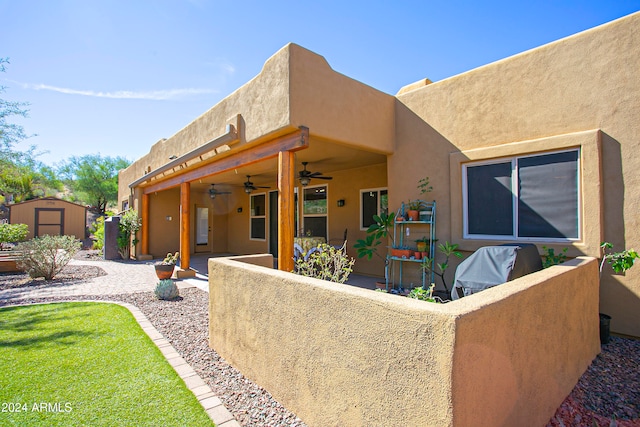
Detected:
left=393, top=12, right=640, bottom=336
left=209, top=255, right=599, bottom=427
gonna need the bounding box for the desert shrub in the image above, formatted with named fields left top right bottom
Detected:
left=90, top=216, right=105, bottom=250
left=154, top=279, right=180, bottom=300
left=118, top=210, right=141, bottom=259
left=16, top=235, right=81, bottom=280
left=408, top=283, right=437, bottom=302
left=0, top=223, right=29, bottom=249
left=293, top=242, right=355, bottom=284
left=541, top=246, right=568, bottom=268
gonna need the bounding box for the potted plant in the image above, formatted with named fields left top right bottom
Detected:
left=406, top=200, right=421, bottom=221
left=598, top=242, right=638, bottom=344
left=155, top=251, right=179, bottom=279
left=420, top=241, right=463, bottom=299
left=415, top=236, right=429, bottom=254
left=417, top=176, right=434, bottom=221
left=354, top=212, right=396, bottom=285
left=542, top=242, right=638, bottom=344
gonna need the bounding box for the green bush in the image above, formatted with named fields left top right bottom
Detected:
left=15, top=235, right=81, bottom=280
left=293, top=242, right=355, bottom=284
left=118, top=210, right=142, bottom=259
left=0, top=223, right=29, bottom=249
left=89, top=216, right=105, bottom=250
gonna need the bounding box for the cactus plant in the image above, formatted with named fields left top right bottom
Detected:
left=154, top=279, right=179, bottom=300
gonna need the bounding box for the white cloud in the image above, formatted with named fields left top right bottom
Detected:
left=16, top=82, right=218, bottom=100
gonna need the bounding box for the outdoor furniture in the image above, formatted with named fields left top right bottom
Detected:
left=451, top=244, right=542, bottom=300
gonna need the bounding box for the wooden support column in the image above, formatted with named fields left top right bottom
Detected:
left=180, top=182, right=191, bottom=271
left=141, top=193, right=150, bottom=255
left=278, top=150, right=295, bottom=271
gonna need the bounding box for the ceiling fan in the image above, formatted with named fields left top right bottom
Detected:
left=208, top=184, right=231, bottom=199
left=299, top=162, right=333, bottom=186
left=244, top=175, right=270, bottom=194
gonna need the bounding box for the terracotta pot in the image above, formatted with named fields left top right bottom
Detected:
left=407, top=210, right=419, bottom=221
left=422, top=251, right=430, bottom=259
left=414, top=251, right=423, bottom=260
left=155, top=264, right=175, bottom=279
left=391, top=248, right=412, bottom=258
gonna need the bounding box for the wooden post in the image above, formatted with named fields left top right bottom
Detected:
left=141, top=193, right=149, bottom=255
left=180, top=182, right=191, bottom=270
left=278, top=150, right=295, bottom=271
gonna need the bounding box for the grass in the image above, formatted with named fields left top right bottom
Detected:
left=0, top=302, right=215, bottom=427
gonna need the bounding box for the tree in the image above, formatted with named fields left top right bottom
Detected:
left=0, top=58, right=59, bottom=204
left=58, top=154, right=130, bottom=213
left=0, top=58, right=30, bottom=150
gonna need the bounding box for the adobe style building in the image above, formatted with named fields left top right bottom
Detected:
left=119, top=12, right=640, bottom=337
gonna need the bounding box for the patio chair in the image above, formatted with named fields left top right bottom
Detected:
left=329, top=228, right=348, bottom=250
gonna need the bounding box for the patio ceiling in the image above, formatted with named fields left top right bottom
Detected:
left=188, top=137, right=387, bottom=193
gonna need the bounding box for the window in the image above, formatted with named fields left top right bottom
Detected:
left=360, top=188, right=388, bottom=229
left=302, top=185, right=327, bottom=239
left=250, top=193, right=266, bottom=240
left=463, top=149, right=579, bottom=241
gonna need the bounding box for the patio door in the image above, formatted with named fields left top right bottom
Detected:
left=195, top=205, right=211, bottom=253
left=268, top=190, right=278, bottom=258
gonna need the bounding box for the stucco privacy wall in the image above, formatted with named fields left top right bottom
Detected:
left=209, top=256, right=599, bottom=427
left=393, top=12, right=640, bottom=336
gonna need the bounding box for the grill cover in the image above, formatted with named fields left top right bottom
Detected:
left=451, top=244, right=542, bottom=300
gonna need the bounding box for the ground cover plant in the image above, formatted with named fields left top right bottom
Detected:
left=0, top=302, right=214, bottom=427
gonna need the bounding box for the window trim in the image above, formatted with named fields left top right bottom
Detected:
left=360, top=187, right=388, bottom=231
left=462, top=149, right=580, bottom=242
left=301, top=184, right=328, bottom=239
left=249, top=192, right=267, bottom=241
left=449, top=130, right=603, bottom=257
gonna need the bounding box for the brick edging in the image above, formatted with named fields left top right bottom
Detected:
left=1, top=300, right=240, bottom=427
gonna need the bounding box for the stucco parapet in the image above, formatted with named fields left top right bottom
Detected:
left=445, top=256, right=597, bottom=316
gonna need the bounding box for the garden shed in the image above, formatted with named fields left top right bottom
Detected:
left=8, top=197, right=88, bottom=240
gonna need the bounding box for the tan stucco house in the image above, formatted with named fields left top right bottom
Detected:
left=119, top=11, right=640, bottom=337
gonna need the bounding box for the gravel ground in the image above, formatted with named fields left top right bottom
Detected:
left=1, top=261, right=639, bottom=426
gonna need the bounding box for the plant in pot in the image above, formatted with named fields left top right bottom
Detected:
left=598, top=242, right=638, bottom=344
left=415, top=236, right=429, bottom=255
left=406, top=200, right=422, bottom=221
left=354, top=212, right=396, bottom=286
left=419, top=241, right=463, bottom=299
left=417, top=176, right=434, bottom=221
left=155, top=251, right=179, bottom=279
left=542, top=243, right=638, bottom=344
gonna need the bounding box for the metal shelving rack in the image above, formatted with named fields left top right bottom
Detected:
left=386, top=201, right=436, bottom=291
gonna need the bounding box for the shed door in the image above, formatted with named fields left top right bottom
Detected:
left=35, top=208, right=64, bottom=236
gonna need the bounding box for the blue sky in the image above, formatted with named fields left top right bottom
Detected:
left=1, top=0, right=639, bottom=166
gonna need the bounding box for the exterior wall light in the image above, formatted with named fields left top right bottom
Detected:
left=337, top=199, right=345, bottom=207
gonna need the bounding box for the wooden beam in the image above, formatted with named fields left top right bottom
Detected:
left=278, top=150, right=295, bottom=271
left=141, top=193, right=149, bottom=255
left=141, top=127, right=309, bottom=195
left=180, top=182, right=191, bottom=270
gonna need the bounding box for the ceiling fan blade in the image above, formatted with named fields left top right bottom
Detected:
left=314, top=176, right=333, bottom=180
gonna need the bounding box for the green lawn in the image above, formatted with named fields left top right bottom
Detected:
left=0, top=302, right=215, bottom=427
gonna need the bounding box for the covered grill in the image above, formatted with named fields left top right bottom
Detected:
left=451, top=244, right=543, bottom=300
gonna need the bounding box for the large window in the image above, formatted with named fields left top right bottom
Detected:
left=463, top=149, right=580, bottom=241
left=302, top=185, right=327, bottom=239
left=360, top=188, right=388, bottom=229
left=250, top=193, right=266, bottom=240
